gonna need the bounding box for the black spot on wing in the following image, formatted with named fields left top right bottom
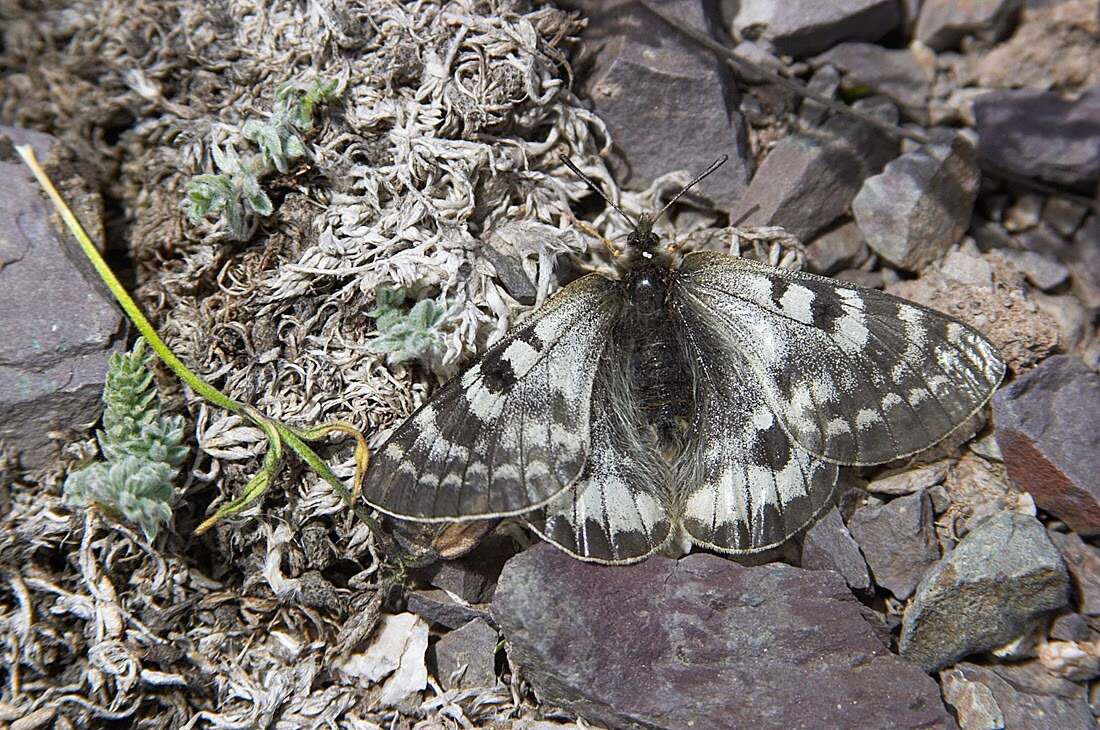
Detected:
left=479, top=353, right=517, bottom=394
left=756, top=421, right=792, bottom=472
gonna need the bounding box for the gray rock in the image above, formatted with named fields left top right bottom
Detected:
left=798, top=63, right=842, bottom=127
left=582, top=0, right=752, bottom=208
left=1048, top=531, right=1100, bottom=617
left=493, top=544, right=955, bottom=730
left=848, top=490, right=940, bottom=600
left=1000, top=249, right=1070, bottom=291
left=940, top=662, right=1093, bottom=730
left=1070, top=216, right=1100, bottom=309
left=915, top=0, right=1023, bottom=51
left=406, top=589, right=491, bottom=630
left=414, top=533, right=515, bottom=603
left=867, top=461, right=950, bottom=497
left=993, top=356, right=1100, bottom=536
left=853, top=131, right=980, bottom=271
left=431, top=618, right=498, bottom=690
left=1049, top=611, right=1093, bottom=642
left=800, top=506, right=873, bottom=594
left=730, top=97, right=899, bottom=242
left=974, top=85, right=1100, bottom=191
left=731, top=0, right=901, bottom=59
left=1043, top=197, right=1088, bottom=238
left=0, top=127, right=125, bottom=470
left=813, top=42, right=932, bottom=123
left=804, top=221, right=867, bottom=275
left=939, top=667, right=1005, bottom=730
left=899, top=512, right=1070, bottom=671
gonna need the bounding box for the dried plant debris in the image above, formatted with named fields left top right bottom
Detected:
left=0, top=0, right=604, bottom=725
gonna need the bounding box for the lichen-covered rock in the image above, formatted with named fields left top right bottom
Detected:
left=993, top=356, right=1100, bottom=535
left=899, top=512, right=1070, bottom=671
left=0, top=126, right=125, bottom=470
left=494, top=544, right=954, bottom=730
left=853, top=131, right=980, bottom=271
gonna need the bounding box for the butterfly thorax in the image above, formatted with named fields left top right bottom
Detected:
left=619, top=228, right=694, bottom=460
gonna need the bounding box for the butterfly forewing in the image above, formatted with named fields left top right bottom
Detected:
left=362, top=274, right=621, bottom=521
left=677, top=252, right=1005, bottom=466
left=673, top=295, right=839, bottom=553
left=526, top=337, right=674, bottom=564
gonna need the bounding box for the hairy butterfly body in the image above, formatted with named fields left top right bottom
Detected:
left=363, top=157, right=1005, bottom=565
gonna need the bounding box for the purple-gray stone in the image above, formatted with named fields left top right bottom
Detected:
left=800, top=506, right=873, bottom=594
left=0, top=127, right=125, bottom=470
left=853, top=131, right=980, bottom=271
left=848, top=490, right=940, bottom=600
left=431, top=618, right=498, bottom=690
left=813, top=42, right=932, bottom=124
left=493, top=544, right=955, bottom=730
left=915, top=0, right=1023, bottom=51
left=993, top=355, right=1100, bottom=536
left=940, top=661, right=1093, bottom=730
left=1048, top=531, right=1100, bottom=617
left=974, top=85, right=1100, bottom=191
left=731, top=0, right=902, bottom=59
left=581, top=0, right=752, bottom=208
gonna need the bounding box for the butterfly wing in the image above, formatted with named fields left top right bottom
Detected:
left=672, top=293, right=838, bottom=553
left=676, top=251, right=1005, bottom=466
left=526, top=339, right=674, bottom=564
left=363, top=274, right=620, bottom=521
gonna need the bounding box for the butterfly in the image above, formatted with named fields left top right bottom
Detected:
left=362, top=155, right=1005, bottom=565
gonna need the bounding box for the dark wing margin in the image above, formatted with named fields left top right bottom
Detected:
left=363, top=274, right=620, bottom=521
left=672, top=292, right=838, bottom=554
left=526, top=339, right=674, bottom=565
left=676, top=251, right=1005, bottom=466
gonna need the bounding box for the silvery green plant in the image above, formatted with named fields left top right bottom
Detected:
left=367, top=287, right=451, bottom=365
left=64, top=338, right=188, bottom=541
left=185, top=78, right=339, bottom=240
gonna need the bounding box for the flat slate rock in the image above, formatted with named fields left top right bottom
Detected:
left=493, top=544, right=955, bottom=730
left=993, top=355, right=1100, bottom=535
left=800, top=506, right=872, bottom=595
left=732, top=0, right=901, bottom=59
left=0, top=126, right=125, bottom=470
left=847, top=490, right=940, bottom=600
left=899, top=512, right=1070, bottom=672
left=915, top=0, right=1023, bottom=51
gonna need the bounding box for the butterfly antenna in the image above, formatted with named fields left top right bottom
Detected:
left=559, top=156, right=637, bottom=227
left=652, top=154, right=728, bottom=225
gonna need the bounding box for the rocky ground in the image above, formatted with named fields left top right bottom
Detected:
left=1, top=0, right=1099, bottom=728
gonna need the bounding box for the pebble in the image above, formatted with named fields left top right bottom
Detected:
left=431, top=618, right=499, bottom=690
left=803, top=221, right=867, bottom=275
left=812, top=42, right=932, bottom=123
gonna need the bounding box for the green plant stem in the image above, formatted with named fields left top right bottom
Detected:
left=17, top=145, right=241, bottom=414
left=17, top=145, right=384, bottom=547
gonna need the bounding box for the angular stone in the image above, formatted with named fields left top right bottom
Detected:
left=731, top=0, right=901, bottom=59
left=800, top=506, right=872, bottom=594
left=942, top=662, right=1093, bottom=730
left=1043, top=197, right=1088, bottom=239
left=804, top=221, right=867, bottom=275
left=582, top=0, right=752, bottom=208
left=1001, top=249, right=1070, bottom=292
left=974, top=85, right=1100, bottom=191
left=915, top=0, right=1023, bottom=51
left=867, top=461, right=950, bottom=497
left=0, top=126, right=125, bottom=470
left=431, top=618, right=498, bottom=690
left=1050, top=611, right=1093, bottom=642
left=1048, top=531, right=1100, bottom=617
left=493, top=545, right=954, bottom=730
left=993, top=356, right=1100, bottom=536
left=1070, top=216, right=1100, bottom=309
left=848, top=490, right=940, bottom=600
left=406, top=589, right=490, bottom=631
left=813, top=42, right=932, bottom=123
left=899, top=512, right=1070, bottom=671
left=730, top=97, right=899, bottom=242
left=853, top=131, right=980, bottom=271
left=939, top=667, right=1005, bottom=730
left=414, top=533, right=515, bottom=604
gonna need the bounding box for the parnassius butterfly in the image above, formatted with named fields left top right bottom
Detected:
left=363, top=156, right=1005, bottom=565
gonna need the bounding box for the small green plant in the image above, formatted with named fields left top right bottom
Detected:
left=367, top=287, right=450, bottom=364
left=185, top=77, right=339, bottom=240
left=63, top=338, right=187, bottom=541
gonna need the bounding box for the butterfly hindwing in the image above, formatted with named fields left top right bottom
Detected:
left=527, top=338, right=674, bottom=564
left=673, top=294, right=838, bottom=553
left=676, top=251, right=1005, bottom=466
left=363, top=274, right=620, bottom=521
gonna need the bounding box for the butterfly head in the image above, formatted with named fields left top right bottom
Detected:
left=626, top=213, right=661, bottom=255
